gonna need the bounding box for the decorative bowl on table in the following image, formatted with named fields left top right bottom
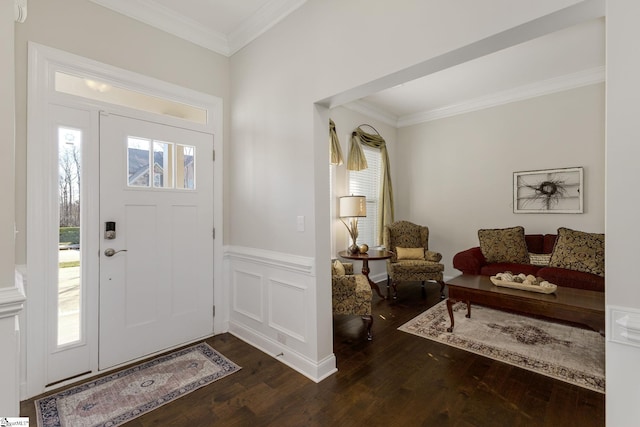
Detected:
left=490, top=272, right=557, bottom=294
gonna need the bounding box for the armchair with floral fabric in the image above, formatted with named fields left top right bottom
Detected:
left=331, top=260, right=373, bottom=340
left=383, top=220, right=445, bottom=300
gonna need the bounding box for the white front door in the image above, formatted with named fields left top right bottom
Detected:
left=98, top=113, right=214, bottom=369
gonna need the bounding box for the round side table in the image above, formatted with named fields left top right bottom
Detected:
left=338, top=250, right=392, bottom=299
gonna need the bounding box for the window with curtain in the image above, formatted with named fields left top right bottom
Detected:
left=348, top=145, right=381, bottom=247
left=330, top=163, right=336, bottom=257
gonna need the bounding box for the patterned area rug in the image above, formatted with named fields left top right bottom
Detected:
left=35, top=343, right=241, bottom=427
left=399, top=301, right=605, bottom=393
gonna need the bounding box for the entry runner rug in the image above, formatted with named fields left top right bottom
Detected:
left=399, top=300, right=605, bottom=393
left=35, top=342, right=241, bottom=427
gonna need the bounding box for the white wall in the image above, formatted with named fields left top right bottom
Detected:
left=11, top=0, right=231, bottom=404
left=228, top=0, right=588, bottom=378
left=606, top=1, right=640, bottom=425
left=396, top=84, right=605, bottom=278
left=14, top=0, right=231, bottom=264
left=1, top=0, right=22, bottom=417
left=3, top=0, right=636, bottom=422
left=228, top=0, right=584, bottom=255
left=1, top=0, right=16, bottom=291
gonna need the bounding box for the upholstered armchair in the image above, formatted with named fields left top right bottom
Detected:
left=383, top=220, right=445, bottom=300
left=331, top=261, right=373, bottom=340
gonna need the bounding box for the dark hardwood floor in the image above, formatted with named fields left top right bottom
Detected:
left=21, top=282, right=605, bottom=426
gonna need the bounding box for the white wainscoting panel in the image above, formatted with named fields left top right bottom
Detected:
left=232, top=270, right=264, bottom=323
left=269, top=278, right=307, bottom=342
left=0, top=272, right=26, bottom=415
left=225, top=245, right=336, bottom=382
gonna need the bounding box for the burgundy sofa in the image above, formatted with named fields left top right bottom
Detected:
left=452, top=234, right=605, bottom=292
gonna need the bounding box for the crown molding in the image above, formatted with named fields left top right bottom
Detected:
left=90, top=0, right=229, bottom=55
left=341, top=100, right=399, bottom=128
left=228, top=0, right=307, bottom=55
left=346, top=67, right=604, bottom=128
left=89, top=0, right=306, bottom=57
left=397, top=66, right=605, bottom=127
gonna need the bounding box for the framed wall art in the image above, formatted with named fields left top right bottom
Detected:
left=513, top=167, right=583, bottom=213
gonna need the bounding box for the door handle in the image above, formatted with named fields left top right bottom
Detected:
left=104, top=248, right=127, bottom=257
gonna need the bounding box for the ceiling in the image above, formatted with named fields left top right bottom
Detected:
left=89, top=1, right=605, bottom=128
left=352, top=17, right=605, bottom=127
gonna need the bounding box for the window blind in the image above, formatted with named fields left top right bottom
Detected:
left=348, top=146, right=381, bottom=247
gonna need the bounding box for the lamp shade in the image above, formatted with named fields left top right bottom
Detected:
left=339, top=195, right=366, bottom=218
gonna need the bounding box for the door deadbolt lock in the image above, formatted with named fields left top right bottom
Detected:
left=105, top=221, right=116, bottom=239
left=104, top=248, right=127, bottom=257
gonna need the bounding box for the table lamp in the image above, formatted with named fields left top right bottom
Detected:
left=339, top=195, right=366, bottom=254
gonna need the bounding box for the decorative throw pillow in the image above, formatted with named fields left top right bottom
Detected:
left=529, top=253, right=551, bottom=266
left=425, top=250, right=443, bottom=263
left=396, top=247, right=425, bottom=260
left=549, top=227, right=605, bottom=277
left=478, top=226, right=529, bottom=264
left=333, top=259, right=345, bottom=276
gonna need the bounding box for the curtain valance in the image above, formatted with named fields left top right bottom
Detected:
left=348, top=125, right=395, bottom=245
left=329, top=119, right=344, bottom=165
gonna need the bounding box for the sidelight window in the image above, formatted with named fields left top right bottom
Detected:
left=57, top=127, right=83, bottom=346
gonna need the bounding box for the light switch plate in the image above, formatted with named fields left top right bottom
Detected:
left=296, top=216, right=305, bottom=232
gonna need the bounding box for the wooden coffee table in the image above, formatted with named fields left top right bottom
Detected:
left=445, top=274, right=605, bottom=334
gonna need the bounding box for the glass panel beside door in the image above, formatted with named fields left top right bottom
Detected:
left=57, top=127, right=83, bottom=347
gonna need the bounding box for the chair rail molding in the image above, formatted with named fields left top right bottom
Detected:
left=610, top=305, right=640, bottom=348
left=224, top=245, right=315, bottom=276
left=14, top=0, right=27, bottom=23
left=0, top=281, right=26, bottom=320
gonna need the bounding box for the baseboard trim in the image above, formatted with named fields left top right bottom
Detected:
left=229, top=320, right=337, bottom=383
